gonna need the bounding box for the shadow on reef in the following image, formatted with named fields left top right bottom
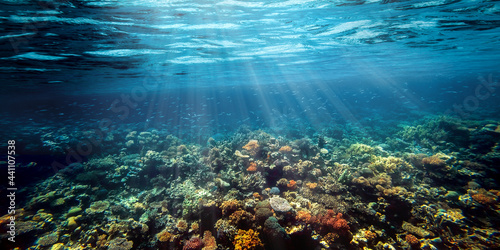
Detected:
left=1, top=116, right=500, bottom=249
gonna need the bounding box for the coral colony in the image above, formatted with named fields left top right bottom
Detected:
left=1, top=116, right=499, bottom=249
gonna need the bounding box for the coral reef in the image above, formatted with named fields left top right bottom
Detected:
left=3, top=115, right=500, bottom=250
left=233, top=229, right=263, bottom=250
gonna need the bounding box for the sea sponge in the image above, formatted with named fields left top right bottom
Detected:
left=233, top=229, right=263, bottom=250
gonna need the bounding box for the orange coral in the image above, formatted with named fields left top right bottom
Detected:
left=220, top=199, right=242, bottom=216
left=253, top=192, right=261, bottom=200
left=233, top=229, right=263, bottom=250
left=364, top=230, right=377, bottom=240
left=287, top=180, right=297, bottom=190
left=405, top=234, right=419, bottom=245
left=156, top=229, right=172, bottom=242
left=306, top=182, right=318, bottom=189
left=242, top=140, right=259, bottom=156
left=296, top=210, right=312, bottom=223
left=247, top=162, right=257, bottom=172
left=472, top=193, right=497, bottom=205
left=202, top=231, right=217, bottom=250
left=279, top=146, right=292, bottom=152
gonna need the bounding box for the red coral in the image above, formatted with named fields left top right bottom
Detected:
left=317, top=210, right=350, bottom=233
left=183, top=237, right=203, bottom=250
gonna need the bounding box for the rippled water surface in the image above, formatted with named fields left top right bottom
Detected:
left=1, top=0, right=498, bottom=92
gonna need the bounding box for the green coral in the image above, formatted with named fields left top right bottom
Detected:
left=396, top=116, right=470, bottom=151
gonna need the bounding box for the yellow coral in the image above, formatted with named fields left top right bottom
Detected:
left=233, top=229, right=263, bottom=250
left=369, top=156, right=410, bottom=173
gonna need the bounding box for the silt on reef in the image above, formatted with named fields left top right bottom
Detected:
left=2, top=116, right=500, bottom=250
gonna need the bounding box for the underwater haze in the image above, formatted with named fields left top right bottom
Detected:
left=1, top=0, right=500, bottom=249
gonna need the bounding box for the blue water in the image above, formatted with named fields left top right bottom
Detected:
left=2, top=0, right=499, bottom=137
left=0, top=0, right=499, bottom=249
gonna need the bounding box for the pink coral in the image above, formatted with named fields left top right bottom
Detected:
left=183, top=236, right=203, bottom=250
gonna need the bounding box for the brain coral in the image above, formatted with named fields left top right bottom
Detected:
left=269, top=197, right=292, bottom=212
